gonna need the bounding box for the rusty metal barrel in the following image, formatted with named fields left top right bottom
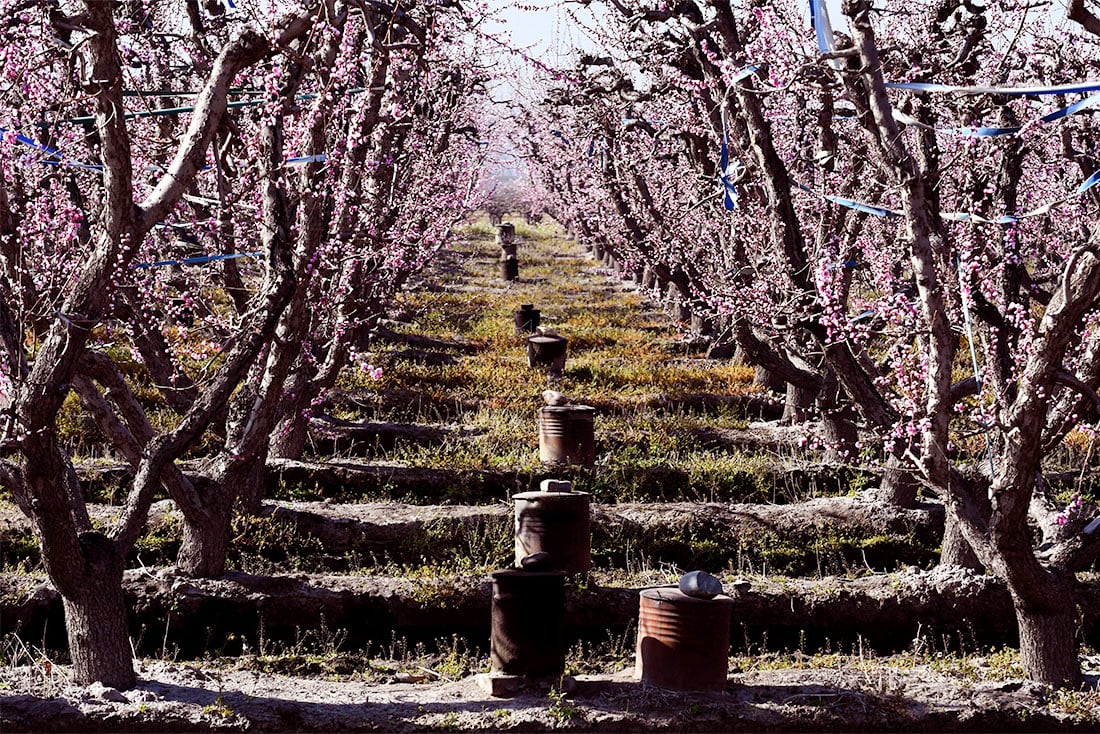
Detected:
left=513, top=490, right=591, bottom=574
left=635, top=587, right=733, bottom=691
left=538, top=405, right=595, bottom=466
left=514, top=304, right=541, bottom=334
left=490, top=570, right=566, bottom=677
left=526, top=335, right=567, bottom=371
left=501, top=257, right=519, bottom=281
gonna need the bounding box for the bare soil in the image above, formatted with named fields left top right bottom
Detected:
left=3, top=656, right=1099, bottom=732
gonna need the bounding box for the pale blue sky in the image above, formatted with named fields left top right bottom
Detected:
left=482, top=1, right=602, bottom=60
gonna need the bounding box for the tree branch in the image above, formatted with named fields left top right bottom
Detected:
left=1068, top=0, right=1100, bottom=38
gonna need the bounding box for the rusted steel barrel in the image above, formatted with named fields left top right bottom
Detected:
left=490, top=570, right=566, bottom=677
left=501, top=257, right=519, bottom=281
left=513, top=490, right=591, bottom=574
left=514, top=304, right=541, bottom=334
left=635, top=587, right=733, bottom=691
left=526, top=335, right=567, bottom=371
left=538, top=405, right=595, bottom=466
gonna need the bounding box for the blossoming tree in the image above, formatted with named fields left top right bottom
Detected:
left=0, top=0, right=488, bottom=687
left=525, top=0, right=1100, bottom=685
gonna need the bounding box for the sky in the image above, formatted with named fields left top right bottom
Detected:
left=481, top=1, right=603, bottom=64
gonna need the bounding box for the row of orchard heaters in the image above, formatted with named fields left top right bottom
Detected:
left=487, top=224, right=735, bottom=691
left=517, top=309, right=595, bottom=466
left=481, top=478, right=735, bottom=694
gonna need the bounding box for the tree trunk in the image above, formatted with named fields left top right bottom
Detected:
left=815, top=369, right=857, bottom=463
left=268, top=368, right=314, bottom=460
left=754, top=365, right=786, bottom=393
left=821, top=408, right=858, bottom=464
left=1013, top=573, right=1081, bottom=687
left=666, top=282, right=690, bottom=323
left=233, top=457, right=269, bottom=516
left=940, top=510, right=984, bottom=570
left=176, top=477, right=235, bottom=578
left=177, top=512, right=233, bottom=578
left=865, top=450, right=919, bottom=508
left=63, top=533, right=135, bottom=688
left=705, top=337, right=738, bottom=360
left=690, top=312, right=713, bottom=337
left=782, top=382, right=816, bottom=424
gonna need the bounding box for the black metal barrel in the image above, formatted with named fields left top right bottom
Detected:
left=514, top=305, right=541, bottom=334
left=538, top=405, right=595, bottom=465
left=501, top=257, right=519, bottom=281
left=526, top=335, right=567, bottom=370
left=490, top=570, right=566, bottom=677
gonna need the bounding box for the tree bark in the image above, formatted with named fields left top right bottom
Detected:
left=941, top=510, right=983, bottom=570
left=176, top=476, right=234, bottom=578
left=821, top=408, right=858, bottom=464
left=865, top=448, right=919, bottom=508
left=62, top=532, right=135, bottom=688
left=754, top=365, right=786, bottom=393
left=232, top=455, right=269, bottom=516
left=816, top=370, right=858, bottom=462
left=782, top=382, right=816, bottom=424
left=1013, top=571, right=1081, bottom=687
left=666, top=281, right=691, bottom=323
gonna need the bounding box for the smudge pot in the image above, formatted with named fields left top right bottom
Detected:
left=490, top=570, right=566, bottom=677
left=526, top=335, right=567, bottom=371
left=635, top=587, right=733, bottom=691
left=513, top=490, right=591, bottom=574
left=538, top=405, right=595, bottom=465
left=514, top=304, right=541, bottom=334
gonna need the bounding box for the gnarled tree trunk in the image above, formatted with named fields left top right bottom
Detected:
left=62, top=533, right=134, bottom=689
left=176, top=475, right=235, bottom=578
left=1013, top=572, right=1080, bottom=688
left=782, top=382, right=816, bottom=424
left=865, top=445, right=919, bottom=508
left=940, top=510, right=984, bottom=570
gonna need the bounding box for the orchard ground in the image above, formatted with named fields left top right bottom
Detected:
left=2, top=217, right=1099, bottom=731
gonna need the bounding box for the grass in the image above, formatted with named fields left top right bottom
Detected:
left=218, top=628, right=489, bottom=684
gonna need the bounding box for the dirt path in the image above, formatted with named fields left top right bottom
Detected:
left=4, top=657, right=1099, bottom=732
left=4, top=655, right=1095, bottom=730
